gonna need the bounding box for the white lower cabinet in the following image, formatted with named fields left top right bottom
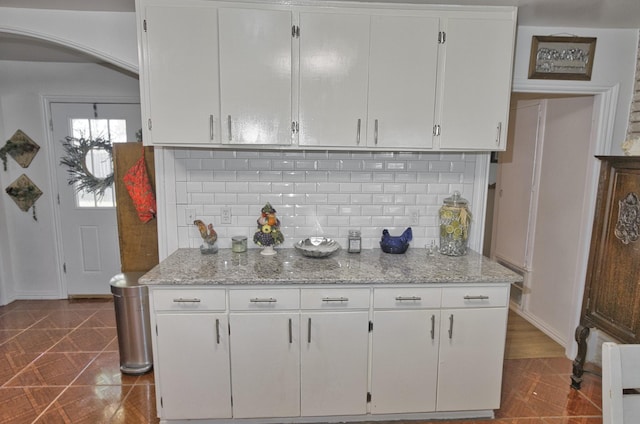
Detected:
left=370, top=288, right=441, bottom=414
left=228, top=288, right=300, bottom=418
left=150, top=284, right=509, bottom=422
left=301, top=310, right=370, bottom=416
left=151, top=290, right=231, bottom=420
left=436, top=287, right=510, bottom=411
left=229, top=312, right=300, bottom=418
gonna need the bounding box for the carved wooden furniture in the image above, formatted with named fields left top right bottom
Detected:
left=572, top=156, right=640, bottom=389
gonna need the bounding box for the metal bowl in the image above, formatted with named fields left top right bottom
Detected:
left=294, top=237, right=341, bottom=258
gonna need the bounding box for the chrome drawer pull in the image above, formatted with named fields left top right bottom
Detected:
left=215, top=318, right=220, bottom=344
left=322, top=297, right=349, bottom=302
left=307, top=318, right=312, bottom=343
left=288, top=318, right=293, bottom=344
left=464, top=295, right=490, bottom=300
left=448, top=314, right=454, bottom=339
left=250, top=297, right=277, bottom=303
left=395, top=296, right=422, bottom=301
left=173, top=298, right=201, bottom=303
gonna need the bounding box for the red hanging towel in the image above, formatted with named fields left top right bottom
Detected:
left=123, top=149, right=157, bottom=223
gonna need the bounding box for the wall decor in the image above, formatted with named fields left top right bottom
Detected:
left=528, top=36, right=596, bottom=81
left=5, top=174, right=43, bottom=221
left=59, top=136, right=114, bottom=197
left=0, top=129, right=40, bottom=171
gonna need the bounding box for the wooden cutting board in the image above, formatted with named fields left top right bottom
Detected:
left=112, top=142, right=159, bottom=272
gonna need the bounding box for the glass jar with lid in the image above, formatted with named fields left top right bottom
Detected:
left=439, top=191, right=471, bottom=256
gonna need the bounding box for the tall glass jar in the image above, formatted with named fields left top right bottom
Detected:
left=439, top=191, right=471, bottom=256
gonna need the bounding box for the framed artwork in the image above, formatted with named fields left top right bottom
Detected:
left=528, top=36, right=597, bottom=81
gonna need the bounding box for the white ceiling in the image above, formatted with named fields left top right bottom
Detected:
left=0, top=0, right=639, bottom=63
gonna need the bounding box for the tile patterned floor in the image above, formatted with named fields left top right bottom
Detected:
left=0, top=299, right=602, bottom=424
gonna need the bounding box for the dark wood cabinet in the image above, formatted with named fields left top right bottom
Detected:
left=572, top=156, right=640, bottom=389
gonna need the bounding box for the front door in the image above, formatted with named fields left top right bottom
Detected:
left=51, top=102, right=141, bottom=296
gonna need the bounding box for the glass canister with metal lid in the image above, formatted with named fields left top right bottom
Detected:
left=439, top=191, right=471, bottom=256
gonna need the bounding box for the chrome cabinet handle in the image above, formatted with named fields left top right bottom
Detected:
left=172, top=298, right=201, bottom=303
left=215, top=318, right=220, bottom=344
left=395, top=296, right=422, bottom=301
left=496, top=122, right=502, bottom=146
left=307, top=318, right=312, bottom=343
left=227, top=115, right=232, bottom=142
left=322, top=297, right=349, bottom=302
left=464, top=295, right=490, bottom=300
left=250, top=297, right=277, bottom=303
left=448, top=314, right=454, bottom=339
left=209, top=114, right=214, bottom=141
left=374, top=119, right=378, bottom=145
left=430, top=314, right=435, bottom=340
left=288, top=318, right=292, bottom=344
left=356, top=118, right=361, bottom=145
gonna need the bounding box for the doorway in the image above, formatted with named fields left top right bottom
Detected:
left=488, top=93, right=596, bottom=351
left=50, top=101, right=141, bottom=296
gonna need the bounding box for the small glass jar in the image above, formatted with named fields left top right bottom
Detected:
left=439, top=191, right=471, bottom=256
left=232, top=236, right=247, bottom=253
left=348, top=230, right=361, bottom=253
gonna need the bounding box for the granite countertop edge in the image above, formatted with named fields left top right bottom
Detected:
left=139, top=248, right=524, bottom=287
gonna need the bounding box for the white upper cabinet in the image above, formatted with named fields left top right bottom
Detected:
left=140, top=1, right=220, bottom=145
left=298, top=11, right=370, bottom=148
left=136, top=0, right=516, bottom=151
left=367, top=15, right=439, bottom=149
left=436, top=15, right=516, bottom=150
left=219, top=7, right=293, bottom=145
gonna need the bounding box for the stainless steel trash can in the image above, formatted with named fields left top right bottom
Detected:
left=110, top=272, right=153, bottom=375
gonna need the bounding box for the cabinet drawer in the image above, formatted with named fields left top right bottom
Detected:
left=152, top=288, right=226, bottom=311
left=373, top=287, right=441, bottom=309
left=229, top=288, right=299, bottom=310
left=301, top=288, right=370, bottom=310
left=441, top=286, right=509, bottom=308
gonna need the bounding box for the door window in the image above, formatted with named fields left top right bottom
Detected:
left=69, top=117, right=128, bottom=208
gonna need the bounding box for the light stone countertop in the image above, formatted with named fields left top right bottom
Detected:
left=139, top=247, right=523, bottom=286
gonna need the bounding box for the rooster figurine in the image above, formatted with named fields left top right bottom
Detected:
left=194, top=219, right=218, bottom=254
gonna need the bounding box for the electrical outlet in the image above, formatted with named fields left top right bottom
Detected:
left=221, top=207, right=232, bottom=224
left=410, top=209, right=420, bottom=225
left=185, top=208, right=196, bottom=224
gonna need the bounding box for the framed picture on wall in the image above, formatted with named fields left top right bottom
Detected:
left=528, top=36, right=597, bottom=81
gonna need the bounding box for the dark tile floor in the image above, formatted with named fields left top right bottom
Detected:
left=0, top=299, right=602, bottom=424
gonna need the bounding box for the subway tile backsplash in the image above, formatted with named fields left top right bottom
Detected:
left=172, top=148, right=480, bottom=251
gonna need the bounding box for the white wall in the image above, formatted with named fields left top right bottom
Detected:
left=0, top=7, right=138, bottom=73
left=0, top=61, right=139, bottom=303
left=513, top=26, right=639, bottom=155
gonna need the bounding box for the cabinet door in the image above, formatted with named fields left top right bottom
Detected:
left=142, top=3, right=220, bottom=145
left=437, top=16, right=515, bottom=150
left=219, top=8, right=293, bottom=145
left=370, top=310, right=439, bottom=414
left=437, top=307, right=508, bottom=411
left=229, top=313, right=300, bottom=418
left=155, top=313, right=231, bottom=419
left=298, top=12, right=370, bottom=147
left=300, top=311, right=369, bottom=416
left=368, top=15, right=439, bottom=149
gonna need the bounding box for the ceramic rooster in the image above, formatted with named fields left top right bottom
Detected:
left=194, top=219, right=218, bottom=254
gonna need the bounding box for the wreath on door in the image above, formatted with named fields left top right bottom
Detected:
left=59, top=136, right=114, bottom=197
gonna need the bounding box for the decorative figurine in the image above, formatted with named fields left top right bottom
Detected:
left=253, top=202, right=284, bottom=255
left=194, top=219, right=218, bottom=254
left=380, top=227, right=412, bottom=254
